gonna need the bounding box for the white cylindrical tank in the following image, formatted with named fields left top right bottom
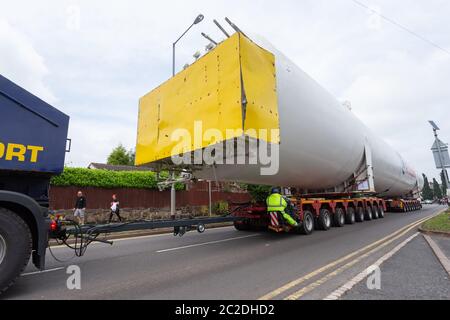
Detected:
left=195, top=35, right=421, bottom=197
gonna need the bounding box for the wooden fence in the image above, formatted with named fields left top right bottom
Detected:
left=49, top=181, right=251, bottom=210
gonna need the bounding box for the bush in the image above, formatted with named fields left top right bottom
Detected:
left=244, top=184, right=272, bottom=203
left=213, top=201, right=229, bottom=215
left=50, top=167, right=184, bottom=190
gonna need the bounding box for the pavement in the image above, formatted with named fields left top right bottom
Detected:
left=342, top=234, right=450, bottom=300
left=2, top=204, right=448, bottom=300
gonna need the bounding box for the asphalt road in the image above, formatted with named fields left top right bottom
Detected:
left=3, top=205, right=446, bottom=300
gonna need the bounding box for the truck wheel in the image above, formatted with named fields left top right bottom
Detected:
left=345, top=207, right=356, bottom=225
left=0, top=208, right=32, bottom=294
left=333, top=208, right=345, bottom=227
left=298, top=211, right=314, bottom=235
left=372, top=206, right=379, bottom=219
left=364, top=207, right=373, bottom=221
left=355, top=207, right=365, bottom=223
left=317, top=209, right=332, bottom=231
left=378, top=206, right=385, bottom=219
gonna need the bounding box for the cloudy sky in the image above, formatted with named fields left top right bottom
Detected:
left=1, top=0, right=449, bottom=181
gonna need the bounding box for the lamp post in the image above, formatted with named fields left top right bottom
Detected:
left=172, top=14, right=204, bottom=77
left=169, top=14, right=204, bottom=218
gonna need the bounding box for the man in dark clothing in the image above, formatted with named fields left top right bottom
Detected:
left=73, top=191, right=87, bottom=225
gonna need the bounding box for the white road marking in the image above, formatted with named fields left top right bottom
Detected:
left=156, top=234, right=261, bottom=253
left=22, top=267, right=65, bottom=277
left=423, top=234, right=450, bottom=277
left=324, top=232, right=420, bottom=300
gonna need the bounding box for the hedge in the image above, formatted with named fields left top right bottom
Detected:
left=50, top=168, right=184, bottom=190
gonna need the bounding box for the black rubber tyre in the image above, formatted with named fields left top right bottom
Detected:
left=333, top=208, right=345, bottom=228
left=364, top=206, right=373, bottom=221
left=378, top=206, right=385, bottom=219
left=234, top=220, right=250, bottom=231
left=345, top=207, right=356, bottom=225
left=317, top=209, right=332, bottom=231
left=0, top=207, right=32, bottom=295
left=355, top=207, right=365, bottom=223
left=298, top=210, right=314, bottom=235
left=372, top=206, right=379, bottom=219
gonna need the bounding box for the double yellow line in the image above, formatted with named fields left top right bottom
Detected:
left=259, top=214, right=438, bottom=300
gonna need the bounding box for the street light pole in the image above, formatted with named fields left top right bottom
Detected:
left=169, top=14, right=204, bottom=218
left=172, top=14, right=204, bottom=77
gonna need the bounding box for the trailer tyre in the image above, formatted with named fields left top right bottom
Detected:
left=298, top=211, right=314, bottom=235
left=345, top=207, right=356, bottom=225
left=317, top=209, right=332, bottom=231
left=234, top=220, right=250, bottom=231
left=0, top=208, right=32, bottom=295
left=333, top=208, right=345, bottom=227
left=378, top=206, right=385, bottom=219
left=355, top=207, right=365, bottom=223
left=372, top=206, right=379, bottom=219
left=364, top=207, right=373, bottom=221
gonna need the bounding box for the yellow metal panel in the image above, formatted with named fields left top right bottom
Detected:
left=136, top=33, right=280, bottom=166
left=136, top=33, right=243, bottom=165
left=240, top=35, right=280, bottom=144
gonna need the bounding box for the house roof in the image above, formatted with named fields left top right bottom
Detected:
left=88, top=163, right=153, bottom=172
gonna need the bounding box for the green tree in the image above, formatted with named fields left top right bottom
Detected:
left=244, top=184, right=273, bottom=203
left=128, top=149, right=136, bottom=165
left=422, top=174, right=434, bottom=201
left=440, top=170, right=448, bottom=197
left=432, top=178, right=443, bottom=199
left=107, top=144, right=134, bottom=166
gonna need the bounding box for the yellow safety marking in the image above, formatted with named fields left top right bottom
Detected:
left=259, top=214, right=436, bottom=300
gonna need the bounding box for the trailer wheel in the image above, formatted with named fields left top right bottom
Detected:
left=0, top=208, right=32, bottom=294
left=333, top=208, right=345, bottom=228
left=298, top=211, right=314, bottom=235
left=378, top=206, right=385, bottom=219
left=365, top=207, right=373, bottom=221
left=197, top=224, right=206, bottom=233
left=355, top=207, right=365, bottom=223
left=317, top=209, right=332, bottom=231
left=234, top=220, right=250, bottom=231
left=345, top=207, right=356, bottom=225
left=372, top=206, right=379, bottom=219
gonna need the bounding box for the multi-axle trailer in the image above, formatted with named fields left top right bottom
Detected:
left=0, top=28, right=424, bottom=294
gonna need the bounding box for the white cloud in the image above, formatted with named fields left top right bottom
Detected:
left=0, top=19, right=56, bottom=102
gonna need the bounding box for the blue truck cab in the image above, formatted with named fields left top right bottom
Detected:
left=0, top=74, right=69, bottom=293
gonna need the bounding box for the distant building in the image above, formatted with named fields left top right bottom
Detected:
left=88, top=163, right=153, bottom=172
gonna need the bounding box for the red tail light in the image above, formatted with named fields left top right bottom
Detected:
left=50, top=220, right=58, bottom=232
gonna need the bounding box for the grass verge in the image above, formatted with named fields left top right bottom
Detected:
left=422, top=210, right=450, bottom=234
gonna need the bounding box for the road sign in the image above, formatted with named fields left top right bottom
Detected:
left=431, top=139, right=450, bottom=169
